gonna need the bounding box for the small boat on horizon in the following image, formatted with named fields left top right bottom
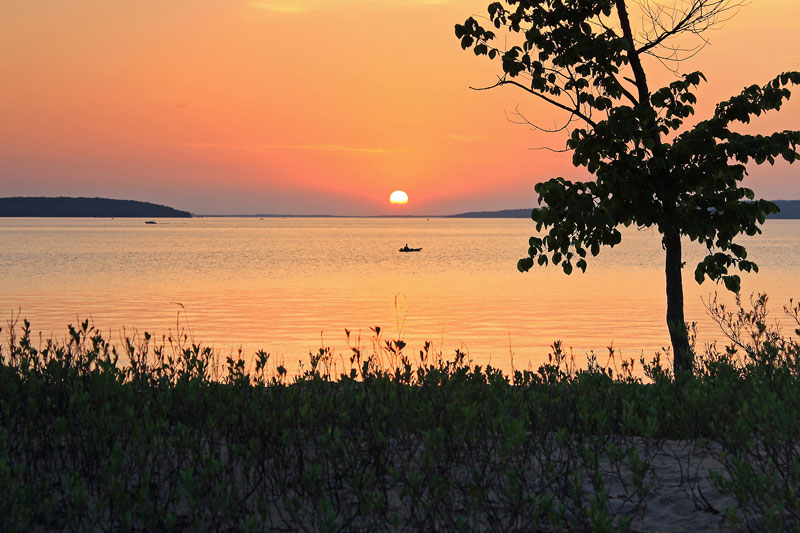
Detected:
left=399, top=245, right=422, bottom=252
left=145, top=220, right=157, bottom=224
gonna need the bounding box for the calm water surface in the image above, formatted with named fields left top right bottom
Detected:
left=2, top=217, right=798, bottom=373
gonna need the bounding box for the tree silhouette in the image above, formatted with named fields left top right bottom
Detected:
left=456, top=0, right=799, bottom=375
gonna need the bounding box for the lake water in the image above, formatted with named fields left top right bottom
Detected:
left=1, top=217, right=798, bottom=373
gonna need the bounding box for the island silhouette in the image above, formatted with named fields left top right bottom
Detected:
left=0, top=197, right=191, bottom=218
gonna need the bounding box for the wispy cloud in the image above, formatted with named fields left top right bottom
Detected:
left=250, top=1, right=308, bottom=13
left=249, top=0, right=453, bottom=14
left=177, top=141, right=408, bottom=155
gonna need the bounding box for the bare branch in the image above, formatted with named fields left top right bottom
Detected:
left=528, top=146, right=571, bottom=153
left=471, top=79, right=599, bottom=128
left=633, top=0, right=745, bottom=60
left=506, top=104, right=579, bottom=134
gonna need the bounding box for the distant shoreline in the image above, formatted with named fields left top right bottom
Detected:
left=203, top=200, right=800, bottom=219
left=446, top=201, right=800, bottom=219
left=3, top=196, right=799, bottom=219
left=0, top=197, right=191, bottom=218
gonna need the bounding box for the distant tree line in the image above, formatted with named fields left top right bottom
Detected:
left=452, top=201, right=800, bottom=219
left=0, top=197, right=191, bottom=217
left=769, top=200, right=800, bottom=219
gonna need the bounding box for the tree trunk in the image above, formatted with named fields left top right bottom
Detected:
left=663, top=231, right=692, bottom=375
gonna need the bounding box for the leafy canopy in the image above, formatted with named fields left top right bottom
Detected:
left=456, top=0, right=800, bottom=292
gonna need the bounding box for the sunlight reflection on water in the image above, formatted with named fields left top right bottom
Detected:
left=2, top=217, right=798, bottom=373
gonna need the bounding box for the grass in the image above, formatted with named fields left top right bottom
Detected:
left=1, top=295, right=799, bottom=531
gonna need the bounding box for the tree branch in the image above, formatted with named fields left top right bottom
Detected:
left=635, top=0, right=744, bottom=58
left=471, top=79, right=598, bottom=128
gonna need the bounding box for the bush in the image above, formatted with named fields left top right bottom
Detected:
left=0, top=295, right=798, bottom=531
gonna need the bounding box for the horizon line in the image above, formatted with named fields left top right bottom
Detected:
left=194, top=208, right=536, bottom=218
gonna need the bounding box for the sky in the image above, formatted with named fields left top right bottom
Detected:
left=1, top=0, right=798, bottom=215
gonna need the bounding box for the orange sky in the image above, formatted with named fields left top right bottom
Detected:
left=1, top=0, right=798, bottom=215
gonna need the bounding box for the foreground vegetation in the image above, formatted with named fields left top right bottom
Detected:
left=1, top=296, right=799, bottom=531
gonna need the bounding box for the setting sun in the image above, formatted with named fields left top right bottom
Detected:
left=389, top=190, right=408, bottom=205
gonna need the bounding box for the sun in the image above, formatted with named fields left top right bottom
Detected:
left=389, top=190, right=408, bottom=205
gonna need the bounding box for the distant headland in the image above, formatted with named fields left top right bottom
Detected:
left=449, top=200, right=800, bottom=219
left=0, top=197, right=192, bottom=218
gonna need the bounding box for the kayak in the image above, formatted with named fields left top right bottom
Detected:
left=399, top=247, right=422, bottom=252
